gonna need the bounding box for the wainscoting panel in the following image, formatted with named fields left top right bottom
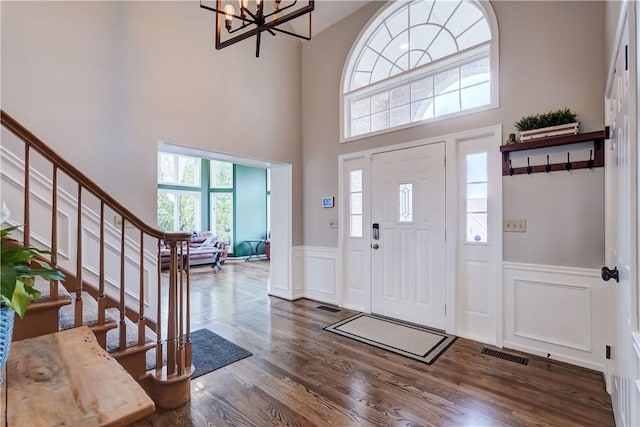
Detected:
left=342, top=248, right=368, bottom=312
left=457, top=256, right=496, bottom=345
left=513, top=279, right=591, bottom=351
left=293, top=247, right=340, bottom=305
left=503, top=262, right=606, bottom=372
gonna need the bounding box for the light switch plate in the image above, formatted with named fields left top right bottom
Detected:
left=504, top=219, right=526, bottom=232
left=329, top=219, right=338, bottom=228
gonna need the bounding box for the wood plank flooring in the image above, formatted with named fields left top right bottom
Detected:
left=133, top=260, right=614, bottom=426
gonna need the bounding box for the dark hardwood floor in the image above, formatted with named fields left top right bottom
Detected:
left=134, top=260, right=614, bottom=426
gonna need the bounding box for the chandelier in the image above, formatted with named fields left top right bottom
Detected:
left=200, top=0, right=315, bottom=57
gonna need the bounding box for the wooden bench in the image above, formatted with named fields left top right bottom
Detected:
left=1, top=326, right=154, bottom=426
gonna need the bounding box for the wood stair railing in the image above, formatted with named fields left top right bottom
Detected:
left=1, top=110, right=194, bottom=410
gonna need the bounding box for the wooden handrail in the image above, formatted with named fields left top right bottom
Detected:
left=3, top=110, right=194, bottom=407
left=1, top=110, right=166, bottom=239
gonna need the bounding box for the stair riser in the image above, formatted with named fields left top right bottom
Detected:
left=13, top=308, right=60, bottom=341
left=113, top=351, right=148, bottom=380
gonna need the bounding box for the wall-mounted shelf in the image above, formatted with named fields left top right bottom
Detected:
left=499, top=129, right=607, bottom=176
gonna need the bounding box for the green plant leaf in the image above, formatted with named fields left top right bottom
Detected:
left=1, top=247, right=35, bottom=265
left=0, top=225, right=20, bottom=238
left=0, top=263, right=17, bottom=301
left=0, top=225, right=64, bottom=318
left=6, top=280, right=32, bottom=318
left=22, top=282, right=41, bottom=300
left=515, top=108, right=578, bottom=132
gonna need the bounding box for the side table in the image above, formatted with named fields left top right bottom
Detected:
left=243, top=240, right=265, bottom=261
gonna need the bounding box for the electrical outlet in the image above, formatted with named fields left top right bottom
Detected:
left=328, top=219, right=338, bottom=228
left=504, top=219, right=526, bottom=232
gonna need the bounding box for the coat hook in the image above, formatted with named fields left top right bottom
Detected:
left=509, top=159, right=514, bottom=176
left=545, top=154, right=551, bottom=173
left=526, top=157, right=532, bottom=175
left=588, top=149, right=594, bottom=169
left=565, top=152, right=572, bottom=171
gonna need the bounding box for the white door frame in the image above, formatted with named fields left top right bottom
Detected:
left=156, top=141, right=294, bottom=300
left=338, top=124, right=502, bottom=338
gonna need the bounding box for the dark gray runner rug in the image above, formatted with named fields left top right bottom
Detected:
left=191, top=329, right=252, bottom=379
left=325, top=313, right=456, bottom=365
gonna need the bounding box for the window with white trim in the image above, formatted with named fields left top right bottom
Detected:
left=343, top=0, right=498, bottom=140
left=158, top=189, right=202, bottom=232
left=465, top=152, right=488, bottom=243
left=350, top=170, right=363, bottom=238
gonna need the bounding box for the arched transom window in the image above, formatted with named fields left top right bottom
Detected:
left=342, top=0, right=498, bottom=140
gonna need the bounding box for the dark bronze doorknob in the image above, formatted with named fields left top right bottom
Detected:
left=601, top=266, right=619, bottom=283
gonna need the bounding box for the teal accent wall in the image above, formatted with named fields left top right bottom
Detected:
left=234, top=165, right=267, bottom=257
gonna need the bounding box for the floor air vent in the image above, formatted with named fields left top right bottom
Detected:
left=481, top=348, right=529, bottom=365
left=317, top=305, right=341, bottom=313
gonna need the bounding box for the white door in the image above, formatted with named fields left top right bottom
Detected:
left=371, top=143, right=446, bottom=329
left=605, top=15, right=639, bottom=427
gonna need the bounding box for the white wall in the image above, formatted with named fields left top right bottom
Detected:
left=301, top=1, right=606, bottom=269
left=1, top=1, right=303, bottom=246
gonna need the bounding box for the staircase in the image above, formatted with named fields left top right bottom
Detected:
left=1, top=110, right=195, bottom=411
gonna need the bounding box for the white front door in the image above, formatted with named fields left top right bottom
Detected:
left=605, top=14, right=639, bottom=427
left=371, top=143, right=446, bottom=329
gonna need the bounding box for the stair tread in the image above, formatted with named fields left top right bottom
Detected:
left=105, top=308, right=154, bottom=354
left=32, top=277, right=71, bottom=302
left=58, top=292, right=117, bottom=330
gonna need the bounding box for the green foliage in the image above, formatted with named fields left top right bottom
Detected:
left=1, top=226, right=65, bottom=318
left=212, top=161, right=233, bottom=188
left=213, top=195, right=233, bottom=243
left=178, top=194, right=197, bottom=231
left=157, top=192, right=175, bottom=231
left=514, top=108, right=578, bottom=132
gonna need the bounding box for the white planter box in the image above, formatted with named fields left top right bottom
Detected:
left=519, top=122, right=580, bottom=141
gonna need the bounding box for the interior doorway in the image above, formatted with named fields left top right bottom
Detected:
left=157, top=141, right=293, bottom=299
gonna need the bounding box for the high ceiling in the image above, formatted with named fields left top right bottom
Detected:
left=289, top=1, right=372, bottom=37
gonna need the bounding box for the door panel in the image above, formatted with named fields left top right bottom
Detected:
left=606, top=16, right=639, bottom=427
left=371, top=143, right=446, bottom=329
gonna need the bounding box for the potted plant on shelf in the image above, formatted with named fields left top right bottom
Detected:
left=515, top=108, right=579, bottom=141
left=0, top=203, right=65, bottom=372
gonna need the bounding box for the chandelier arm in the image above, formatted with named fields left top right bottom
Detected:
left=261, top=2, right=314, bottom=31
left=263, top=0, right=298, bottom=20
left=228, top=22, right=254, bottom=34
left=242, top=7, right=257, bottom=21
left=270, top=25, right=311, bottom=40
left=256, top=31, right=262, bottom=57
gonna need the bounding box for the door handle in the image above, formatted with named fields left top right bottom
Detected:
left=601, top=266, right=619, bottom=283
left=372, top=244, right=379, bottom=249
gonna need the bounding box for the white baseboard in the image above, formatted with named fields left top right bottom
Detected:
left=503, top=340, right=604, bottom=372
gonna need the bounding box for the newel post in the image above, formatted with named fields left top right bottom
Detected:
left=163, top=232, right=191, bottom=376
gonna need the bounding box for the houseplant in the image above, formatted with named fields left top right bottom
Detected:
left=0, top=203, right=65, bottom=371
left=515, top=108, right=579, bottom=141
